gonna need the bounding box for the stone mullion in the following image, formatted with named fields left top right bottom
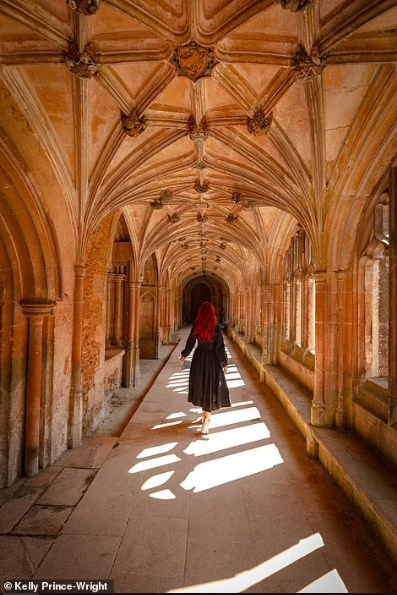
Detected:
left=389, top=165, right=397, bottom=426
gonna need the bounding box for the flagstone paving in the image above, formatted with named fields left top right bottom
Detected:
left=1, top=328, right=397, bottom=593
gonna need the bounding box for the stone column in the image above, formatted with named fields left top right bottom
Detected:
left=311, top=271, right=327, bottom=427
left=239, top=290, right=244, bottom=333
left=261, top=284, right=270, bottom=365
left=389, top=166, right=397, bottom=426
left=105, top=272, right=114, bottom=348
left=132, top=281, right=142, bottom=386
left=123, top=280, right=134, bottom=388
left=68, top=264, right=85, bottom=448
left=154, top=284, right=161, bottom=358
left=166, top=288, right=172, bottom=343
left=113, top=272, right=125, bottom=347
left=159, top=285, right=165, bottom=341
left=271, top=282, right=282, bottom=366
left=245, top=288, right=252, bottom=341
left=21, top=301, right=54, bottom=476
left=336, top=271, right=346, bottom=429
left=301, top=275, right=309, bottom=350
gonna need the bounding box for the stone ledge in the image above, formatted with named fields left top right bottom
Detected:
left=228, top=327, right=397, bottom=565
left=356, top=379, right=389, bottom=423
left=104, top=348, right=125, bottom=363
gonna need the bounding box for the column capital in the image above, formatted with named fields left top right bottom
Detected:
left=20, top=300, right=55, bottom=318
left=114, top=273, right=127, bottom=282
left=310, top=270, right=326, bottom=283
left=129, top=281, right=142, bottom=289
left=74, top=264, right=86, bottom=278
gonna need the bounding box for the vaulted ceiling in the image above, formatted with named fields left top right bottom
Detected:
left=1, top=0, right=396, bottom=287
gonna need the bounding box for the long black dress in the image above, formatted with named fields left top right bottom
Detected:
left=181, top=324, right=231, bottom=412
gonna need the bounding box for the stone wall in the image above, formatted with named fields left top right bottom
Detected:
left=82, top=213, right=115, bottom=434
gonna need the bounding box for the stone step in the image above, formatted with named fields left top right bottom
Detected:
left=228, top=328, right=397, bottom=566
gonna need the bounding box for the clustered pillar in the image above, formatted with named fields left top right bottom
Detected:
left=21, top=301, right=54, bottom=476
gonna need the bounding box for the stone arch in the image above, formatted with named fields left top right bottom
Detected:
left=183, top=276, right=228, bottom=324
left=0, top=138, right=62, bottom=487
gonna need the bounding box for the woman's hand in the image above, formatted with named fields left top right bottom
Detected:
left=223, top=366, right=228, bottom=374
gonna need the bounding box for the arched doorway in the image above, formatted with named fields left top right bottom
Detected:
left=191, top=283, right=211, bottom=320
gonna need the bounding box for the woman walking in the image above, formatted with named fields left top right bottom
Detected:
left=180, top=302, right=231, bottom=435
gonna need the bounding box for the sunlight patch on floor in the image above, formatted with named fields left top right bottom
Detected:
left=205, top=407, right=261, bottom=429
left=167, top=534, right=332, bottom=593
left=149, top=489, right=176, bottom=500
left=183, top=422, right=271, bottom=457
left=128, top=453, right=181, bottom=474
left=299, top=570, right=348, bottom=593
left=165, top=412, right=187, bottom=420
left=231, top=400, right=254, bottom=408
left=166, top=380, right=189, bottom=388
left=141, top=470, right=175, bottom=490
left=152, top=420, right=182, bottom=429
left=226, top=378, right=246, bottom=388
left=138, top=443, right=178, bottom=459
left=180, top=443, right=284, bottom=492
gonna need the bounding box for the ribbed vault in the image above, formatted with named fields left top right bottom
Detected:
left=1, top=0, right=396, bottom=289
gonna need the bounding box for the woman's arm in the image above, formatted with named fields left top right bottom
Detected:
left=215, top=327, right=228, bottom=369
left=180, top=326, right=196, bottom=360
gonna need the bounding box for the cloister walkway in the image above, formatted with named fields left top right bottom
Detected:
left=1, top=328, right=397, bottom=593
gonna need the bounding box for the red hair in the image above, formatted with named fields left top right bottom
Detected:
left=193, top=302, right=217, bottom=344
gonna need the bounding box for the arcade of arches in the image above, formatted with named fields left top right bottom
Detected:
left=0, top=0, right=397, bottom=558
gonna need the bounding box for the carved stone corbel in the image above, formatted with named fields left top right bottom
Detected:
left=194, top=182, right=209, bottom=193
left=242, top=201, right=254, bottom=211
left=150, top=200, right=163, bottom=210
left=231, top=192, right=242, bottom=204
left=64, top=42, right=99, bottom=79
left=172, top=41, right=216, bottom=82
left=280, top=0, right=314, bottom=11
left=67, top=0, right=101, bottom=15
left=292, top=45, right=325, bottom=81
left=226, top=214, right=238, bottom=224
left=188, top=115, right=209, bottom=141
left=247, top=109, right=272, bottom=136
left=122, top=112, right=147, bottom=137
left=160, top=189, right=173, bottom=204
left=168, top=213, right=180, bottom=223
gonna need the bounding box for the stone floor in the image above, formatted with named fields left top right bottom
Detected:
left=1, top=329, right=397, bottom=593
